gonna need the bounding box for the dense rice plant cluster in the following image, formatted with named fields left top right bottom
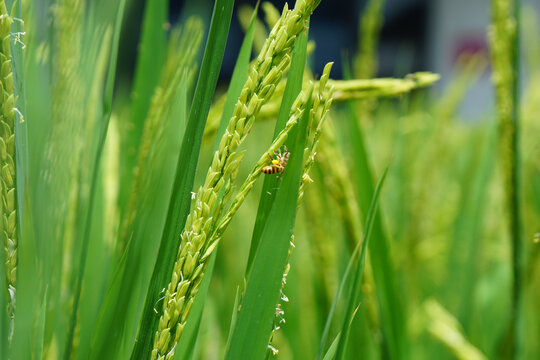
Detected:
left=0, top=0, right=539, bottom=359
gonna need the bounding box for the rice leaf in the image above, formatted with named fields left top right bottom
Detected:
left=63, top=0, right=127, bottom=356
left=343, top=64, right=408, bottom=360
left=224, top=287, right=241, bottom=352
left=91, top=72, right=189, bottom=359
left=224, top=91, right=312, bottom=360
left=129, top=0, right=168, bottom=133
left=92, top=118, right=188, bottom=358
left=130, top=0, right=235, bottom=357
left=245, top=24, right=309, bottom=275
left=335, top=164, right=390, bottom=360
left=120, top=0, right=168, bottom=210
left=322, top=334, right=340, bottom=360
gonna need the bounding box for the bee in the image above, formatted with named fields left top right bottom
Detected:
left=262, top=146, right=290, bottom=175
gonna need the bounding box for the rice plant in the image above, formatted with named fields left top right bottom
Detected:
left=1, top=0, right=539, bottom=359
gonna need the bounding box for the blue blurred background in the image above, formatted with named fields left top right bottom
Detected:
left=118, top=0, right=540, bottom=119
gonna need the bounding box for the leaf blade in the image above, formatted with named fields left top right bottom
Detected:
left=245, top=25, right=309, bottom=275
left=130, top=0, right=235, bottom=357
left=335, top=164, right=390, bottom=360
left=343, top=63, right=408, bottom=360
left=225, top=92, right=312, bottom=360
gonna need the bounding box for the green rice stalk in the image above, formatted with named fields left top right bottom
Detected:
left=488, top=0, right=522, bottom=357
left=0, top=0, right=16, bottom=325
left=151, top=1, right=321, bottom=358
left=354, top=0, right=385, bottom=79
left=119, top=19, right=203, bottom=254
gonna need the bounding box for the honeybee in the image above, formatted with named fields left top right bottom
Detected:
left=262, top=146, right=290, bottom=175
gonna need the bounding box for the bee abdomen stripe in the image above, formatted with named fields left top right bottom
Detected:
left=262, top=166, right=282, bottom=174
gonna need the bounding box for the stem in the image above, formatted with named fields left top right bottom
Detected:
left=509, top=0, right=522, bottom=358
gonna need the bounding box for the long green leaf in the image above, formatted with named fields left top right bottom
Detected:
left=316, top=164, right=390, bottom=359
left=173, top=8, right=260, bottom=359
left=335, top=164, right=390, bottom=360
left=120, top=0, right=168, bottom=210
left=224, top=287, right=241, bottom=352
left=91, top=29, right=194, bottom=358
left=322, top=334, right=341, bottom=360
left=112, top=80, right=188, bottom=356
left=344, top=64, right=408, bottom=360
left=63, top=0, right=127, bottom=357
left=129, top=0, right=167, bottom=129
left=225, top=92, right=312, bottom=360
left=130, top=0, right=234, bottom=357
left=245, top=25, right=309, bottom=275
